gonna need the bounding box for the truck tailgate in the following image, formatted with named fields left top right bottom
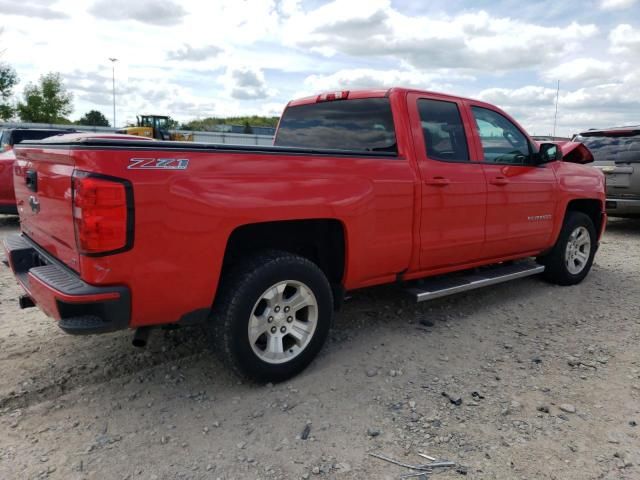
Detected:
left=13, top=145, right=80, bottom=270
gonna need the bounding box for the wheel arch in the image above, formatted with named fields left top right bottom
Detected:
left=221, top=219, right=347, bottom=307
left=565, top=198, right=604, bottom=238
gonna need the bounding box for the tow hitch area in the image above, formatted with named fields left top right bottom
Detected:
left=3, top=233, right=131, bottom=335
left=132, top=327, right=152, bottom=348
left=18, top=295, right=35, bottom=309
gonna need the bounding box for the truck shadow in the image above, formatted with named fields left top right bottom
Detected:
left=0, top=273, right=548, bottom=411
left=605, top=217, right=640, bottom=234
left=4, top=254, right=634, bottom=480
left=2, top=239, right=631, bottom=422
left=0, top=214, right=19, bottom=231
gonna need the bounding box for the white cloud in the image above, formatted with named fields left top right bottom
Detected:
left=0, top=0, right=68, bottom=19
left=0, top=0, right=637, bottom=135
left=600, top=0, right=638, bottom=9
left=478, top=86, right=558, bottom=108
left=282, top=1, right=598, bottom=72
left=89, top=0, right=187, bottom=26
left=476, top=69, right=640, bottom=136
left=609, top=24, right=640, bottom=55
left=167, top=45, right=223, bottom=61
left=220, top=66, right=274, bottom=100
left=542, top=58, right=618, bottom=85
left=301, top=68, right=473, bottom=97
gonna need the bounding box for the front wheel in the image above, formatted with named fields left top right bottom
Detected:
left=209, top=251, right=333, bottom=382
left=539, top=211, right=597, bottom=285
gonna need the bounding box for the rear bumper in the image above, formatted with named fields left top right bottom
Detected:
left=2, top=234, right=131, bottom=334
left=606, top=197, right=640, bottom=217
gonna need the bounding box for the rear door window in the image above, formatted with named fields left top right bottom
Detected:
left=471, top=107, right=532, bottom=165
left=274, top=98, right=397, bottom=153
left=417, top=99, right=469, bottom=162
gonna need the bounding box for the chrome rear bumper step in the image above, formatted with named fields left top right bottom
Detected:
left=407, top=260, right=545, bottom=302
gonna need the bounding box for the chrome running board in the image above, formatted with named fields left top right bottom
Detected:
left=407, top=260, right=545, bottom=303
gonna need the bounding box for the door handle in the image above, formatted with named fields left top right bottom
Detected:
left=425, top=177, right=450, bottom=186
left=489, top=176, right=509, bottom=186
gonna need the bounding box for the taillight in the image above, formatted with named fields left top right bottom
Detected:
left=72, top=171, right=133, bottom=255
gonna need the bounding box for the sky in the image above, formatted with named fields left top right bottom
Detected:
left=1, top=0, right=639, bottom=135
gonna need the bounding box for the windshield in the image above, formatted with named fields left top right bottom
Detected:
left=574, top=134, right=640, bottom=164
left=274, top=98, right=397, bottom=153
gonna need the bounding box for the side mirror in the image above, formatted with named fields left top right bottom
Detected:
left=538, top=142, right=563, bottom=163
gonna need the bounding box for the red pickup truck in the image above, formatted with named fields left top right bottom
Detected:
left=3, top=88, right=605, bottom=382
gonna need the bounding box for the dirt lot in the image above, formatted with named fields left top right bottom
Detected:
left=0, top=214, right=639, bottom=480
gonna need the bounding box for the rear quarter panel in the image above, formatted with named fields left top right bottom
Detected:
left=73, top=148, right=416, bottom=327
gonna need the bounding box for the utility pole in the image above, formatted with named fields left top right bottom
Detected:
left=109, top=58, right=118, bottom=128
left=553, top=80, right=560, bottom=138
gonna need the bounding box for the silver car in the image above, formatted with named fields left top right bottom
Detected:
left=574, top=127, right=640, bottom=217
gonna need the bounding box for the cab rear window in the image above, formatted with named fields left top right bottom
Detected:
left=274, top=98, right=397, bottom=153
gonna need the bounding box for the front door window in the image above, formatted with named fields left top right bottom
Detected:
left=472, top=107, right=532, bottom=165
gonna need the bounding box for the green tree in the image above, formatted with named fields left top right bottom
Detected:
left=0, top=63, right=18, bottom=120
left=165, top=116, right=179, bottom=129
left=77, top=109, right=110, bottom=127
left=17, top=72, right=73, bottom=123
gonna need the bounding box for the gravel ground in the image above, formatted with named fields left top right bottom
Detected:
left=0, top=214, right=639, bottom=480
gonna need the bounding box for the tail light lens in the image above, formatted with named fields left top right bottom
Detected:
left=72, top=172, right=133, bottom=255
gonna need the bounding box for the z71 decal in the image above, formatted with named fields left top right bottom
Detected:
left=128, top=158, right=189, bottom=170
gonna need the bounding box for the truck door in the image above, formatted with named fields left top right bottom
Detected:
left=407, top=93, right=487, bottom=270
left=467, top=104, right=557, bottom=257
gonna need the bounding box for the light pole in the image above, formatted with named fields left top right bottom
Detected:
left=552, top=80, right=560, bottom=138
left=109, top=58, right=118, bottom=128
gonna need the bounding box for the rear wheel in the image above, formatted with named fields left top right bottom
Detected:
left=209, top=251, right=333, bottom=382
left=540, top=211, right=597, bottom=285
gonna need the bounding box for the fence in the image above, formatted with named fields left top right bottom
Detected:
left=0, top=122, right=274, bottom=146
left=0, top=121, right=116, bottom=132
left=188, top=131, right=273, bottom=146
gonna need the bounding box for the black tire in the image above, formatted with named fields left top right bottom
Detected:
left=539, top=211, right=597, bottom=285
left=209, top=250, right=333, bottom=383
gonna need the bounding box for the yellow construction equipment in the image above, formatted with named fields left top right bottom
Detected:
left=118, top=115, right=193, bottom=141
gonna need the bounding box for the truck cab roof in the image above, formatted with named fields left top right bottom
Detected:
left=287, top=87, right=485, bottom=108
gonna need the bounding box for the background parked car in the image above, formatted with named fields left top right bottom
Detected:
left=574, top=126, right=640, bottom=218
left=0, top=128, right=76, bottom=214
left=531, top=135, right=572, bottom=142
